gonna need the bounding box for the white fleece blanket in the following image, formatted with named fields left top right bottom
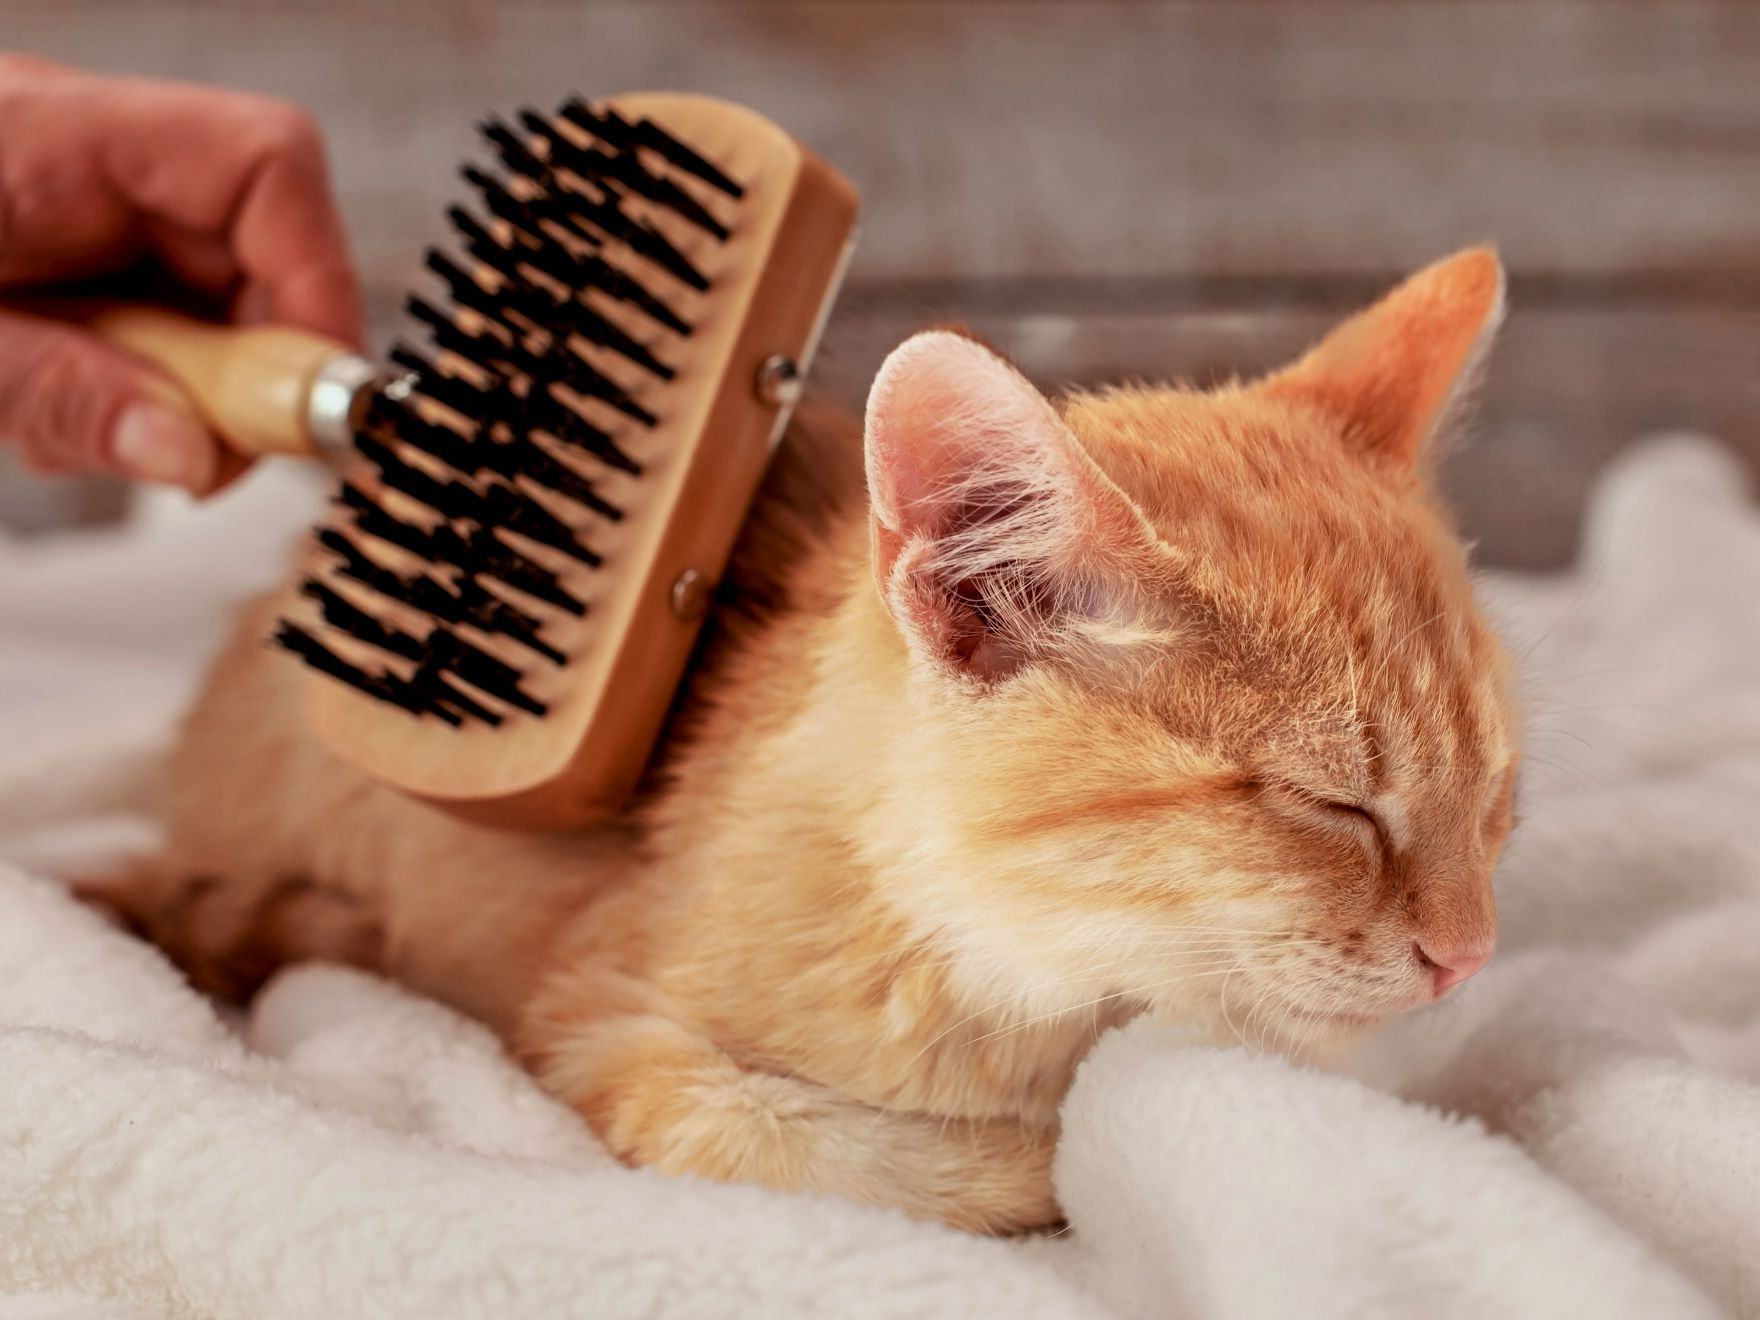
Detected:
left=1, top=438, right=1756, bottom=1320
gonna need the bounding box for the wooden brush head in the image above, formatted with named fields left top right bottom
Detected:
left=284, top=93, right=859, bottom=830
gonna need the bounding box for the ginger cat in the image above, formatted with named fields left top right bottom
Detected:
left=110, top=248, right=1520, bottom=1234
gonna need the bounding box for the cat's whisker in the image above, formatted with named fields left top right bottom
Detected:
left=1510, top=547, right=1612, bottom=664
left=839, top=931, right=1324, bottom=972
left=808, top=930, right=1316, bottom=980
left=964, top=961, right=1267, bottom=1051
left=1243, top=978, right=1286, bottom=1052
left=915, top=949, right=1270, bottom=1066
left=904, top=983, right=1088, bottom=1069
left=1370, top=610, right=1447, bottom=690
left=961, top=994, right=1131, bottom=1050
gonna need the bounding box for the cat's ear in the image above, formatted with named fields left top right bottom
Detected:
left=1264, top=246, right=1505, bottom=474
left=864, top=330, right=1153, bottom=681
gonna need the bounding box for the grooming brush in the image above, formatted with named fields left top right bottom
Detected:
left=72, top=93, right=859, bottom=829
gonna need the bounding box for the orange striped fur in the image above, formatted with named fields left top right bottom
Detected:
left=108, top=248, right=1519, bottom=1233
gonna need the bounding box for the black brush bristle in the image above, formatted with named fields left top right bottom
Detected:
left=278, top=94, right=740, bottom=726
left=479, top=115, right=546, bottom=179
left=560, top=99, right=744, bottom=200
left=451, top=198, right=692, bottom=337
left=300, top=577, right=540, bottom=719
left=338, top=481, right=586, bottom=623
left=422, top=246, right=676, bottom=383
left=366, top=392, right=624, bottom=523
left=275, top=621, right=466, bottom=725
left=406, top=293, right=659, bottom=428
left=540, top=182, right=711, bottom=292
left=384, top=345, right=643, bottom=479
left=519, top=109, right=730, bottom=242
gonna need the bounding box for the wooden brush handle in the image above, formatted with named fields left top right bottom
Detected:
left=70, top=304, right=369, bottom=459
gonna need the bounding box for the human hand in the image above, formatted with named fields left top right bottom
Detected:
left=0, top=54, right=361, bottom=493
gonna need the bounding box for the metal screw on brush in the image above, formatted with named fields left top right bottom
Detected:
left=754, top=354, right=803, bottom=407
left=670, top=568, right=712, bottom=621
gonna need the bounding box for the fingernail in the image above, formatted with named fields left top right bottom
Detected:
left=112, top=405, right=217, bottom=491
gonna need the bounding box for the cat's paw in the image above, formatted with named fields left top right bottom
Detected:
left=534, top=1010, right=1063, bottom=1234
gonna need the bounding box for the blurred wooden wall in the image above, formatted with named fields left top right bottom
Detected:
left=6, top=0, right=1759, bottom=564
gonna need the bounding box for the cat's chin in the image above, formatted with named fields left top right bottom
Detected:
left=1215, top=997, right=1399, bottom=1054
left=1280, top=1004, right=1388, bottom=1035
left=1141, top=998, right=1387, bottom=1052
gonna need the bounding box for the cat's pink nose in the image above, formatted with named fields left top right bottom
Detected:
left=1415, top=941, right=1492, bottom=997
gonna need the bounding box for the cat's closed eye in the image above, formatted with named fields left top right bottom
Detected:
left=1322, top=800, right=1381, bottom=835
left=1309, top=799, right=1389, bottom=857
left=1248, top=781, right=1387, bottom=848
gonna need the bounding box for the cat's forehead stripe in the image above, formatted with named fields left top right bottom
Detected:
left=1064, top=384, right=1511, bottom=795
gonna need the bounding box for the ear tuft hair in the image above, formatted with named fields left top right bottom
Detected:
left=863, top=332, right=1152, bottom=681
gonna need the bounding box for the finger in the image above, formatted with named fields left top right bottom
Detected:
left=0, top=60, right=363, bottom=345
left=206, top=446, right=255, bottom=496
left=103, top=85, right=364, bottom=346
left=0, top=307, right=224, bottom=492
left=240, top=259, right=363, bottom=346
left=225, top=134, right=364, bottom=346
left=145, top=221, right=243, bottom=306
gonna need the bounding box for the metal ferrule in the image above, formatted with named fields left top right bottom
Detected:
left=305, top=352, right=382, bottom=458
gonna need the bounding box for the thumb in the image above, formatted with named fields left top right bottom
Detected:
left=0, top=307, right=224, bottom=492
